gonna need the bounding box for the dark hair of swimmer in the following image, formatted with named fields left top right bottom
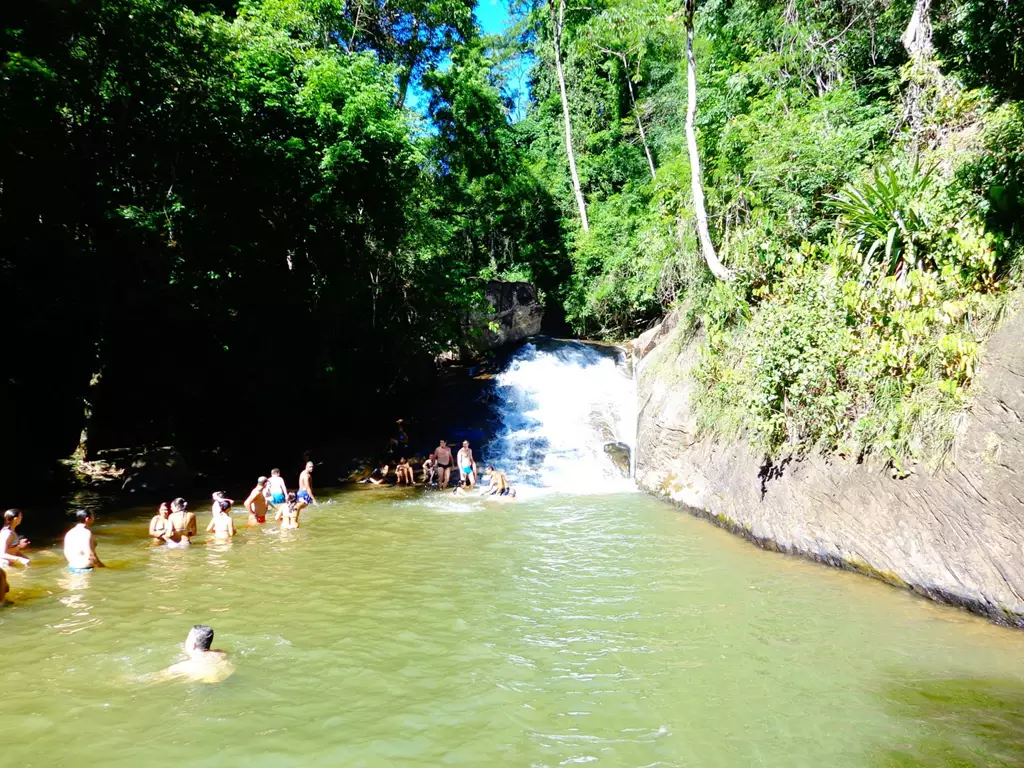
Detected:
left=191, top=624, right=214, bottom=651
left=3, top=508, right=21, bottom=525
left=74, top=509, right=92, bottom=523
left=171, top=497, right=187, bottom=512
left=286, top=492, right=297, bottom=504
left=217, top=499, right=231, bottom=512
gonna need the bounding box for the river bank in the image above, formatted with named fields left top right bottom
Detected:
left=632, top=306, right=1024, bottom=627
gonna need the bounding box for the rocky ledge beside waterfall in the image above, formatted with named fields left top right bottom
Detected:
left=633, top=307, right=1024, bottom=627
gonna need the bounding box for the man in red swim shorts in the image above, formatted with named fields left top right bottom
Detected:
left=244, top=476, right=270, bottom=525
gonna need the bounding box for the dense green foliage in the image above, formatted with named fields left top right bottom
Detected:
left=515, top=0, right=1024, bottom=465
left=3, top=0, right=1022, bottom=483
left=0, top=0, right=561, bottom=482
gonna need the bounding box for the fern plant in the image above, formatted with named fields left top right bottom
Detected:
left=830, top=158, right=935, bottom=278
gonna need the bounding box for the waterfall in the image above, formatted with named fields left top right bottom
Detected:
left=485, top=340, right=636, bottom=494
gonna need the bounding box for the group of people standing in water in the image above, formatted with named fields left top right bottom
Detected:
left=149, top=462, right=317, bottom=545
left=0, top=462, right=319, bottom=604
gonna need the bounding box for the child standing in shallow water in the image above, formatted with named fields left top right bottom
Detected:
left=275, top=492, right=306, bottom=530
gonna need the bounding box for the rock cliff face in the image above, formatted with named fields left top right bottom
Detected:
left=634, top=308, right=1024, bottom=626
left=461, top=280, right=544, bottom=358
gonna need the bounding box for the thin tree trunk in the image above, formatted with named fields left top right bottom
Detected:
left=396, top=16, right=422, bottom=109
left=550, top=0, right=589, bottom=232
left=684, top=0, right=731, bottom=281
left=606, top=51, right=655, bottom=182
left=348, top=1, right=362, bottom=53
left=74, top=368, right=103, bottom=463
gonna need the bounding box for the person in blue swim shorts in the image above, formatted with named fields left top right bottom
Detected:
left=457, top=440, right=477, bottom=488
left=63, top=509, right=104, bottom=572
left=267, top=468, right=288, bottom=506
left=297, top=461, right=316, bottom=504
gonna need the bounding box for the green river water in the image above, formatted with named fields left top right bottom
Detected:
left=2, top=487, right=1024, bottom=767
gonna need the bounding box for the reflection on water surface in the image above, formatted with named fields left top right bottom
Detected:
left=1, top=487, right=1022, bottom=767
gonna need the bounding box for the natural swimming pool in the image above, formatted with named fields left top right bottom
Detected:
left=2, top=486, right=1023, bottom=767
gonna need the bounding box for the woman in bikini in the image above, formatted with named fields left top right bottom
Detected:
left=149, top=502, right=173, bottom=543
left=166, top=498, right=196, bottom=546
left=206, top=499, right=236, bottom=540
left=275, top=492, right=306, bottom=530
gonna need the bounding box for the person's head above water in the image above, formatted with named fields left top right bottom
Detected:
left=74, top=509, right=93, bottom=525
left=158, top=502, right=170, bottom=517
left=185, top=624, right=215, bottom=653
left=305, top=461, right=314, bottom=473
left=271, top=468, right=281, bottom=477
left=462, top=441, right=469, bottom=448
left=171, top=497, right=187, bottom=513
left=439, top=440, right=447, bottom=447
left=4, top=508, right=22, bottom=527
left=257, top=476, right=268, bottom=487
left=217, top=499, right=231, bottom=513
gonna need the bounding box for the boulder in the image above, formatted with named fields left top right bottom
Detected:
left=461, top=280, right=544, bottom=357
left=604, top=442, right=632, bottom=478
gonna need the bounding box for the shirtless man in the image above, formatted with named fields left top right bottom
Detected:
left=167, top=498, right=197, bottom=545
left=298, top=461, right=316, bottom=504
left=63, top=510, right=105, bottom=572
left=158, top=625, right=235, bottom=684
left=267, top=468, right=288, bottom=507
left=484, top=465, right=511, bottom=496
left=206, top=499, right=236, bottom=540
left=245, top=477, right=270, bottom=525
left=457, top=440, right=477, bottom=488
left=435, top=440, right=453, bottom=489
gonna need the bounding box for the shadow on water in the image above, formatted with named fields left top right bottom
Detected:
left=878, top=676, right=1024, bottom=766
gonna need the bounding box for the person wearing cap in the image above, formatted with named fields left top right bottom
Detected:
left=206, top=499, right=236, bottom=540
left=244, top=477, right=270, bottom=525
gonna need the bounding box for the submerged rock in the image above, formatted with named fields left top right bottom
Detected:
left=634, top=302, right=1024, bottom=627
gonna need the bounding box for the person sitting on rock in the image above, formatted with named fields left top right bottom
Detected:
left=364, top=461, right=390, bottom=485
left=422, top=454, right=437, bottom=486
left=395, top=457, right=414, bottom=485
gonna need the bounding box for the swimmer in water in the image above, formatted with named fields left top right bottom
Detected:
left=158, top=625, right=235, bottom=684
left=297, top=461, right=316, bottom=505
left=149, top=502, right=173, bottom=543
left=63, top=510, right=105, bottom=572
left=167, top=498, right=196, bottom=545
left=245, top=477, right=270, bottom=525
left=206, top=499, right=236, bottom=540
left=267, top=468, right=288, bottom=507
left=1, top=508, right=30, bottom=566
left=274, top=492, right=306, bottom=530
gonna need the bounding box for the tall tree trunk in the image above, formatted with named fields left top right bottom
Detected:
left=901, top=0, right=933, bottom=58
left=550, top=0, right=589, bottom=232
left=396, top=17, right=422, bottom=109
left=684, top=0, right=731, bottom=280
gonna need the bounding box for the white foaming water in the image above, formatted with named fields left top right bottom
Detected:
left=486, top=340, right=637, bottom=494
